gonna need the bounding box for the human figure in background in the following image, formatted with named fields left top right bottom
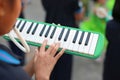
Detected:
left=19, top=0, right=26, bottom=18
left=8, top=0, right=27, bottom=66
left=103, top=0, right=120, bottom=80
left=80, top=0, right=108, bottom=62
left=41, top=0, right=84, bottom=80
left=28, top=0, right=32, bottom=4
left=80, top=0, right=107, bottom=40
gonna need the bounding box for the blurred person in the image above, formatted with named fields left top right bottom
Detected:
left=80, top=0, right=108, bottom=62
left=41, top=0, right=84, bottom=80
left=80, top=0, right=107, bottom=37
left=19, top=0, right=27, bottom=18
left=8, top=0, right=28, bottom=66
left=103, top=0, right=120, bottom=80
left=80, top=0, right=107, bottom=36
left=0, top=0, right=65, bottom=80
left=27, top=0, right=32, bottom=4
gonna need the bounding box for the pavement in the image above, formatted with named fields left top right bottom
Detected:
left=0, top=0, right=104, bottom=80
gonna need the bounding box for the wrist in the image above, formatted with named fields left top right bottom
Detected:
left=35, top=73, right=49, bottom=80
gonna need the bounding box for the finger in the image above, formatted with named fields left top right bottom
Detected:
left=55, top=48, right=65, bottom=60
left=46, top=44, right=55, bottom=54
left=40, top=39, right=48, bottom=52
left=51, top=43, right=60, bottom=56
left=34, top=49, right=38, bottom=62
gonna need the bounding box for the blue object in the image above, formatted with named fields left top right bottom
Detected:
left=0, top=49, right=20, bottom=64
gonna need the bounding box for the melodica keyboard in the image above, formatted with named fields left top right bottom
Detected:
left=3, top=18, right=104, bottom=59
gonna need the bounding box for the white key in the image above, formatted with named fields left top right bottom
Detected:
left=13, top=21, right=32, bottom=40
left=78, top=32, right=88, bottom=53
left=28, top=23, right=37, bottom=34
left=47, top=26, right=56, bottom=45
left=72, top=31, right=82, bottom=52
left=30, top=24, right=44, bottom=44
left=21, top=22, right=32, bottom=33
left=15, top=20, right=20, bottom=26
left=83, top=33, right=94, bottom=54
left=62, top=30, right=73, bottom=49
left=20, top=22, right=32, bottom=40
left=60, top=28, right=68, bottom=48
left=34, top=24, right=44, bottom=36
left=89, top=34, right=99, bottom=55
left=40, top=25, right=50, bottom=43
left=54, top=27, right=62, bottom=44
left=17, top=20, right=25, bottom=30
left=49, top=27, right=59, bottom=45
left=67, top=30, right=76, bottom=50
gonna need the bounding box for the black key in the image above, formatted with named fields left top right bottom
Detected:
left=78, top=32, right=85, bottom=44
left=64, top=29, right=70, bottom=41
left=50, top=27, right=56, bottom=38
left=58, top=28, right=65, bottom=41
left=19, top=21, right=26, bottom=32
left=39, top=25, right=46, bottom=36
left=73, top=31, right=79, bottom=43
left=45, top=26, right=51, bottom=37
left=32, top=23, right=39, bottom=35
left=85, top=33, right=91, bottom=46
left=27, top=22, right=34, bottom=34
left=16, top=20, right=22, bottom=28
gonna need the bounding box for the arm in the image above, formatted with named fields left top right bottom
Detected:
left=23, top=57, right=34, bottom=77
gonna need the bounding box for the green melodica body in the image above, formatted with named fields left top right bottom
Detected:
left=3, top=18, right=104, bottom=59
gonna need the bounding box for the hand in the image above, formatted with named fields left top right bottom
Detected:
left=34, top=40, right=65, bottom=80
left=95, top=7, right=107, bottom=18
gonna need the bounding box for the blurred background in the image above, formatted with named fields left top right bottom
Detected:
left=0, top=0, right=115, bottom=80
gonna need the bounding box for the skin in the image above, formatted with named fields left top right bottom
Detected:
left=0, top=0, right=65, bottom=80
left=98, top=0, right=106, bottom=5
left=94, top=0, right=107, bottom=18
left=0, top=0, right=21, bottom=36
left=34, top=40, right=65, bottom=80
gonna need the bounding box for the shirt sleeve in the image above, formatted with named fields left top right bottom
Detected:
left=0, top=44, right=20, bottom=65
